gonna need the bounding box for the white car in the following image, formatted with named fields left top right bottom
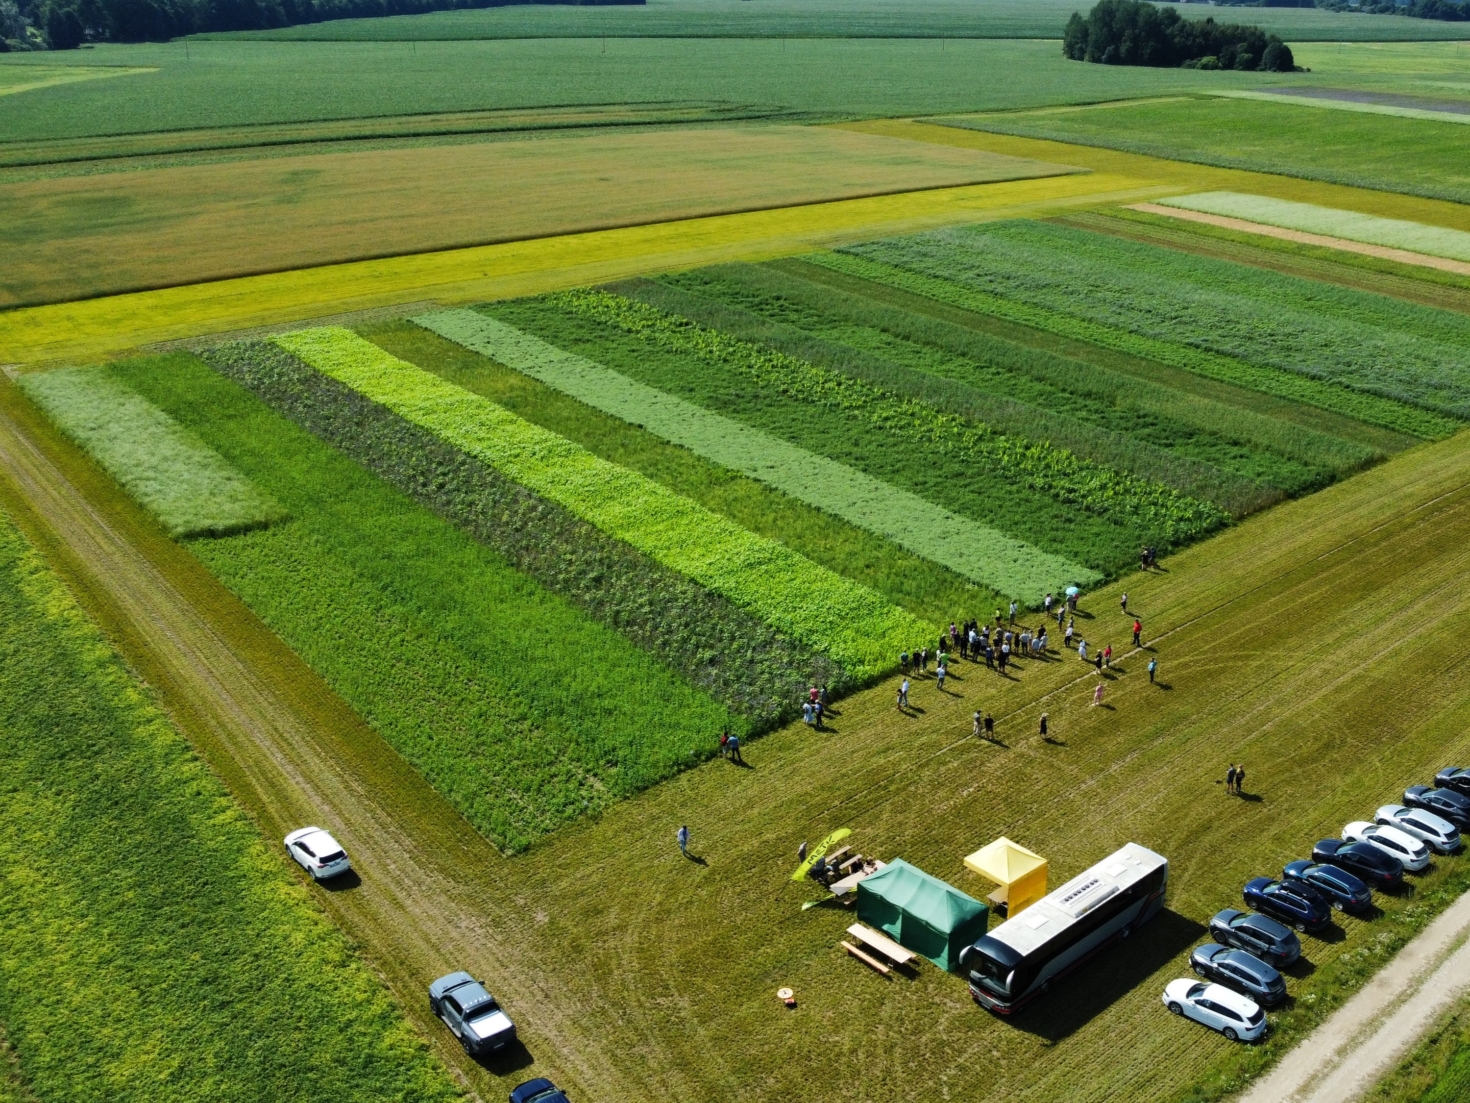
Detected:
left=1344, top=821, right=1430, bottom=871
left=1162, top=978, right=1266, bottom=1042
left=284, top=826, right=352, bottom=881
left=1375, top=805, right=1461, bottom=854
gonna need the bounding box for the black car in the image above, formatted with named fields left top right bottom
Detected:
left=1435, top=766, right=1470, bottom=798
left=1243, top=877, right=1331, bottom=933
left=1189, top=943, right=1287, bottom=1006
left=510, top=1081, right=570, bottom=1103
left=1406, top=785, right=1470, bottom=831
left=1209, top=909, right=1302, bottom=968
left=1312, top=838, right=1404, bottom=890
left=1283, top=860, right=1372, bottom=913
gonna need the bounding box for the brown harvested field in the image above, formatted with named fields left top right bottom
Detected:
left=0, top=123, right=1077, bottom=307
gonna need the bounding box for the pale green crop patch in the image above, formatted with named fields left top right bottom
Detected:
left=416, top=307, right=1091, bottom=600
left=1159, top=191, right=1470, bottom=264
left=273, top=327, right=933, bottom=679
left=19, top=366, right=284, bottom=538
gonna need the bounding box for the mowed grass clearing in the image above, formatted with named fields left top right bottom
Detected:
left=0, top=124, right=1075, bottom=307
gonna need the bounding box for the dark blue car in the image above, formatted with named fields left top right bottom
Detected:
left=1312, top=838, right=1404, bottom=890
left=1434, top=767, right=1470, bottom=798
left=1284, top=860, right=1371, bottom=913
left=510, top=1080, right=570, bottom=1103
left=1243, top=877, right=1331, bottom=933
left=1406, top=785, right=1470, bottom=831
left=1189, top=943, right=1287, bottom=1006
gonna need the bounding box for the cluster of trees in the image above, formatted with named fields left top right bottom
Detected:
left=1063, top=0, right=1296, bottom=70
left=0, top=0, right=638, bottom=49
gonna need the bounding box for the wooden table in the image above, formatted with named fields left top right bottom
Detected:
left=828, top=860, right=886, bottom=896
left=846, top=923, right=917, bottom=967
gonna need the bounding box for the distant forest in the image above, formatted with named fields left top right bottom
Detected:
left=1209, top=0, right=1469, bottom=21
left=1, top=0, right=639, bottom=49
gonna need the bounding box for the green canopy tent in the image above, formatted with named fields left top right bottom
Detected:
left=856, top=859, right=988, bottom=972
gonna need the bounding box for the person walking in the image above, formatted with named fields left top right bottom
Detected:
left=719, top=730, right=731, bottom=758
left=1039, top=712, right=1049, bottom=740
left=1147, top=657, right=1157, bottom=684
left=1077, top=637, right=1087, bottom=662
left=900, top=650, right=910, bottom=675
left=802, top=701, right=814, bottom=726
left=936, top=662, right=947, bottom=692
left=678, top=825, right=690, bottom=857
left=1132, top=619, right=1142, bottom=647
left=797, top=840, right=808, bottom=863
left=1226, top=764, right=1238, bottom=794
left=1065, top=622, right=1075, bottom=650
left=1120, top=592, right=1128, bottom=614
left=1103, top=643, right=1113, bottom=669
left=1044, top=592, right=1053, bottom=617
left=984, top=712, right=994, bottom=739
left=1009, top=600, right=1018, bottom=625
left=813, top=700, right=824, bottom=730
left=898, top=678, right=910, bottom=710
left=1092, top=682, right=1105, bottom=707
left=1236, top=764, right=1246, bottom=795
left=728, top=734, right=743, bottom=764
left=973, top=711, right=983, bottom=739
left=1094, top=652, right=1103, bottom=674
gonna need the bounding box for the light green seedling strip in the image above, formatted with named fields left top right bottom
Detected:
left=1210, top=90, right=1470, bottom=128
left=417, top=308, right=1090, bottom=599
left=20, top=365, right=284, bottom=538
left=1159, top=190, right=1470, bottom=264
left=274, top=327, right=933, bottom=678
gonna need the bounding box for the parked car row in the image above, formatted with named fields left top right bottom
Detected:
left=1164, top=768, right=1470, bottom=1044
left=282, top=824, right=568, bottom=1102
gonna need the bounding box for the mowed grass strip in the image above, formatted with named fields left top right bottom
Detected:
left=109, top=352, right=736, bottom=853
left=0, top=123, right=1070, bottom=308
left=1158, top=191, right=1470, bottom=264
left=276, top=327, right=931, bottom=678
left=845, top=220, right=1470, bottom=421
left=0, top=507, right=458, bottom=1103
left=206, top=338, right=843, bottom=724
left=366, top=320, right=999, bottom=628
left=17, top=365, right=284, bottom=539
left=811, top=249, right=1458, bottom=439
left=648, top=262, right=1363, bottom=504
left=416, top=307, right=1077, bottom=600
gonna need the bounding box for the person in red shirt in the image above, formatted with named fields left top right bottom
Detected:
left=1132, top=619, right=1142, bottom=646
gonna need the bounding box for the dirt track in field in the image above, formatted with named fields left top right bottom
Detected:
left=0, top=387, right=631, bottom=1099
left=1129, top=202, right=1470, bottom=277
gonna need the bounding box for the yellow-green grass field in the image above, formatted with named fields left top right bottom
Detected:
left=0, top=124, right=1076, bottom=308
left=9, top=341, right=1470, bottom=1102
left=0, top=64, right=154, bottom=98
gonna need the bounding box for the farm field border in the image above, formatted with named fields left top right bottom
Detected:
left=8, top=326, right=1470, bottom=1103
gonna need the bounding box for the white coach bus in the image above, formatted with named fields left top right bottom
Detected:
left=959, top=842, right=1168, bottom=1014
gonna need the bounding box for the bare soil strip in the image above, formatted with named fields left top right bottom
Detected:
left=1237, top=890, right=1470, bottom=1103
left=1130, top=202, right=1470, bottom=277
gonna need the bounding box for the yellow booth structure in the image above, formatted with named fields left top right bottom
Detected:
left=963, top=837, right=1048, bottom=916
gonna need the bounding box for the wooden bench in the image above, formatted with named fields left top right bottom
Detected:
left=842, top=941, right=890, bottom=975
left=847, top=924, right=917, bottom=967
left=838, top=854, right=864, bottom=876
left=828, top=860, right=886, bottom=897
left=824, top=845, right=852, bottom=868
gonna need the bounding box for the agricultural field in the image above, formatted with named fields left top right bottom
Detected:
left=1367, top=998, right=1470, bottom=1103
left=0, top=497, right=457, bottom=1101
left=199, top=0, right=1470, bottom=42
left=0, top=125, right=1073, bottom=306
left=947, top=91, right=1470, bottom=205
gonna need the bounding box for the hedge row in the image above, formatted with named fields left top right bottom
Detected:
left=206, top=339, right=840, bottom=726
left=811, top=250, right=1455, bottom=440
left=272, top=327, right=930, bottom=680
left=416, top=308, right=1089, bottom=600
left=548, top=289, right=1227, bottom=545
left=19, top=366, right=284, bottom=538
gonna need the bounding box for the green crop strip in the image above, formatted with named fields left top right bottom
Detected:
left=1158, top=191, right=1470, bottom=264
left=810, top=250, right=1458, bottom=441
left=416, top=308, right=1085, bottom=600
left=273, top=328, right=930, bottom=680
left=17, top=366, right=284, bottom=539
left=546, top=289, right=1225, bottom=547
left=836, top=222, right=1470, bottom=432
left=206, top=339, right=842, bottom=724
left=0, top=508, right=457, bottom=1102
left=678, top=261, right=1379, bottom=482
left=631, top=268, right=1349, bottom=515
left=115, top=352, right=738, bottom=853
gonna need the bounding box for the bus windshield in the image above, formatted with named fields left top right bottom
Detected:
left=967, top=946, right=1013, bottom=995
